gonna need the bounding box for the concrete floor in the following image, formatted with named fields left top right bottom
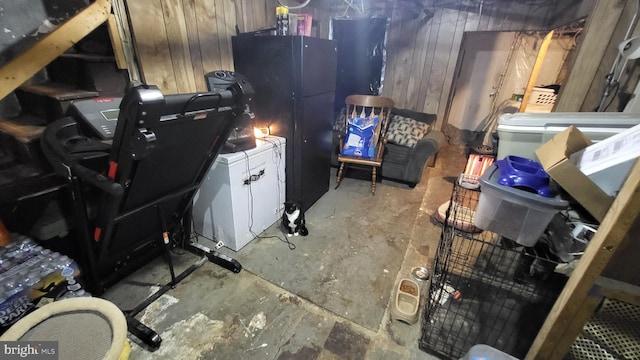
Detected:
left=102, top=142, right=467, bottom=360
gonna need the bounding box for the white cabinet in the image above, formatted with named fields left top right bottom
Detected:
left=193, top=136, right=286, bottom=251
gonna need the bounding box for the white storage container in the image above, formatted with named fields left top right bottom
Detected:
left=474, top=165, right=568, bottom=246
left=524, top=86, right=557, bottom=113
left=193, top=136, right=286, bottom=251
left=460, top=344, right=518, bottom=360
left=496, top=112, right=640, bottom=161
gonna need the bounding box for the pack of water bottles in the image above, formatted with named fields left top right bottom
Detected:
left=0, top=234, right=88, bottom=334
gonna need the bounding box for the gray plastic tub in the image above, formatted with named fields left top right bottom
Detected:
left=473, top=164, right=568, bottom=246
left=460, top=344, right=519, bottom=360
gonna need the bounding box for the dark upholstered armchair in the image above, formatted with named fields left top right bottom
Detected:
left=332, top=107, right=445, bottom=188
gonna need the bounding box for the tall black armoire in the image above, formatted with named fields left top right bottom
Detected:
left=232, top=36, right=337, bottom=212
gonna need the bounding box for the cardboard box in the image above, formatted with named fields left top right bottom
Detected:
left=535, top=126, right=613, bottom=222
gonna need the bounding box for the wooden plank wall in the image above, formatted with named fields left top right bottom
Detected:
left=126, top=0, right=594, bottom=130
left=578, top=0, right=640, bottom=112
left=126, top=0, right=274, bottom=94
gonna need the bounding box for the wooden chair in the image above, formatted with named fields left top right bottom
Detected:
left=335, top=95, right=394, bottom=194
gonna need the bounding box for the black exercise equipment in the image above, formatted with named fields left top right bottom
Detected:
left=41, top=74, right=253, bottom=350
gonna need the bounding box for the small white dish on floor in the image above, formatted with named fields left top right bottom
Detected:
left=411, top=266, right=430, bottom=281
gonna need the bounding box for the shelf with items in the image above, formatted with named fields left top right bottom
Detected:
left=420, top=182, right=567, bottom=359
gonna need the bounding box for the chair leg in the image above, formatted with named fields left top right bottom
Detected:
left=371, top=166, right=377, bottom=194
left=335, top=162, right=346, bottom=189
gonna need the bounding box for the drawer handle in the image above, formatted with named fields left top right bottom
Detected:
left=242, top=169, right=265, bottom=185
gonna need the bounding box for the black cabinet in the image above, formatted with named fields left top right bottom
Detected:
left=232, top=36, right=337, bottom=212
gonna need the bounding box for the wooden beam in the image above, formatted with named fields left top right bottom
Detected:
left=519, top=30, right=554, bottom=112
left=107, top=14, right=127, bottom=70
left=554, top=0, right=626, bottom=111
left=0, top=0, right=112, bottom=101
left=527, top=159, right=640, bottom=359
left=543, top=292, right=603, bottom=358
left=112, top=0, right=140, bottom=82
left=596, top=277, right=640, bottom=306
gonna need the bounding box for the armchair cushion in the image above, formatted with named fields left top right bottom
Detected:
left=387, top=115, right=431, bottom=147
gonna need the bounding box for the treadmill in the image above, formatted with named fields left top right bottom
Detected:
left=41, top=72, right=254, bottom=350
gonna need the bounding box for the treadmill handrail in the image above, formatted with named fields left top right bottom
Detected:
left=70, top=163, right=123, bottom=196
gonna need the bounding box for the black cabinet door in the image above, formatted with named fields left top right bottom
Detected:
left=232, top=35, right=337, bottom=212
left=292, top=92, right=334, bottom=211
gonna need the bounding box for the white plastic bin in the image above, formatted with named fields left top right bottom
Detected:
left=473, top=165, right=568, bottom=246
left=460, top=344, right=519, bottom=360
left=496, top=112, right=640, bottom=161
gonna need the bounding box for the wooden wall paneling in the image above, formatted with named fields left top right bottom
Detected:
left=162, top=0, right=197, bottom=93
left=112, top=0, right=140, bottom=81
left=251, top=1, right=271, bottom=32
left=266, top=2, right=276, bottom=30
left=381, top=3, right=402, bottom=98
left=580, top=0, right=637, bottom=112
left=617, top=60, right=640, bottom=112
left=405, top=11, right=433, bottom=110
left=416, top=9, right=442, bottom=115
left=233, top=0, right=268, bottom=33
left=476, top=2, right=497, bottom=31
left=127, top=0, right=178, bottom=94
left=315, top=2, right=334, bottom=39
left=182, top=0, right=207, bottom=92
left=541, top=2, right=567, bottom=30
left=533, top=2, right=555, bottom=31
left=248, top=0, right=261, bottom=31
left=537, top=2, right=558, bottom=30
left=247, top=0, right=258, bottom=33
left=498, top=1, right=518, bottom=31
left=233, top=0, right=246, bottom=34
left=486, top=3, right=506, bottom=31
left=195, top=0, right=223, bottom=75
left=554, top=0, right=625, bottom=112
left=437, top=7, right=467, bottom=133
left=439, top=30, right=469, bottom=143
left=107, top=14, right=127, bottom=69
left=216, top=0, right=235, bottom=71
left=389, top=6, right=420, bottom=108
left=430, top=8, right=460, bottom=130
left=464, top=7, right=481, bottom=33
left=517, top=2, right=535, bottom=30
left=237, top=0, right=252, bottom=33
left=513, top=3, right=534, bottom=30
left=281, top=2, right=332, bottom=38
left=546, top=0, right=595, bottom=31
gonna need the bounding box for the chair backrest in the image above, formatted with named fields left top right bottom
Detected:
left=342, top=95, right=394, bottom=161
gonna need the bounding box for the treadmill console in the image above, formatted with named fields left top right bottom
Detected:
left=67, top=97, right=122, bottom=140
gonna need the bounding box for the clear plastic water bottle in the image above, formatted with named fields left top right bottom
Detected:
left=66, top=279, right=82, bottom=292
